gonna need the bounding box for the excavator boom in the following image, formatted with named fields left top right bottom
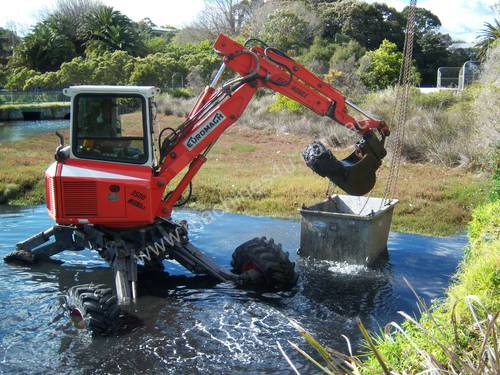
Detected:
left=157, top=34, right=389, bottom=216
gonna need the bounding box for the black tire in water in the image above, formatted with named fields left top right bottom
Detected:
left=231, top=237, right=298, bottom=291
left=65, top=284, right=120, bottom=336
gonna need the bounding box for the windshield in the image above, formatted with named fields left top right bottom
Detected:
left=73, top=94, right=148, bottom=164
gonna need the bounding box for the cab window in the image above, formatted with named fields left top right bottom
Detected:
left=73, top=94, right=148, bottom=164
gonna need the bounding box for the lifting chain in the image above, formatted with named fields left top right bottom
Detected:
left=381, top=0, right=417, bottom=208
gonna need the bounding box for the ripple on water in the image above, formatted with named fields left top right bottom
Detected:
left=0, top=206, right=466, bottom=374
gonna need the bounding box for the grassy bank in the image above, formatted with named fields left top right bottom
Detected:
left=0, top=116, right=491, bottom=236
left=360, top=182, right=499, bottom=373
left=0, top=101, right=69, bottom=111
left=0, top=101, right=70, bottom=122
left=284, top=172, right=499, bottom=374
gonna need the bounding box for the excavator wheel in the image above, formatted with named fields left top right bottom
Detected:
left=65, top=284, right=120, bottom=336
left=231, top=237, right=298, bottom=291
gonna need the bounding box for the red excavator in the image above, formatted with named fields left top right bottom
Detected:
left=5, top=34, right=389, bottom=335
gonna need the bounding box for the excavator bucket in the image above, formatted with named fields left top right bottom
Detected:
left=302, top=131, right=387, bottom=196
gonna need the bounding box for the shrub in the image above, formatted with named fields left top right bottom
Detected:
left=361, top=84, right=496, bottom=169
left=413, top=89, right=462, bottom=109
left=359, top=39, right=420, bottom=90
left=4, top=67, right=40, bottom=90
left=155, top=94, right=196, bottom=117
left=169, top=87, right=193, bottom=98
left=267, top=94, right=306, bottom=114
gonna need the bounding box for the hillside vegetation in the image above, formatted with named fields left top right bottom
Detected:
left=0, top=0, right=491, bottom=93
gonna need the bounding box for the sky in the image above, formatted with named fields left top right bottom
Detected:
left=0, top=0, right=497, bottom=45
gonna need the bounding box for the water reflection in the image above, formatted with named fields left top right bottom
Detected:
left=0, top=120, right=68, bottom=142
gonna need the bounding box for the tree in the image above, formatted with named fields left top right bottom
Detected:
left=0, top=27, right=19, bottom=64
left=261, top=10, right=312, bottom=52
left=189, top=0, right=253, bottom=40
left=0, top=64, right=7, bottom=88
left=129, top=54, right=184, bottom=88
left=145, top=37, right=170, bottom=54
left=359, top=39, right=419, bottom=90
left=330, top=40, right=365, bottom=66
left=319, top=0, right=404, bottom=49
left=300, top=37, right=338, bottom=73
left=57, top=56, right=96, bottom=85
left=475, top=19, right=500, bottom=60
left=49, top=0, right=102, bottom=55
left=402, top=6, right=441, bottom=36
left=92, top=51, right=136, bottom=84
left=415, top=31, right=452, bottom=85
left=326, top=40, right=367, bottom=97
left=23, top=71, right=59, bottom=90
left=10, top=0, right=102, bottom=72
left=4, top=67, right=40, bottom=90
left=18, top=18, right=77, bottom=72
left=446, top=47, right=477, bottom=67
left=400, top=6, right=452, bottom=85
left=82, top=6, right=146, bottom=56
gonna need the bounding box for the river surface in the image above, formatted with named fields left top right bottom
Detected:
left=0, top=120, right=68, bottom=142
left=0, top=205, right=466, bottom=374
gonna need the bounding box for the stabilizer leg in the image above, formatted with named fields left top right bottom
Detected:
left=4, top=226, right=85, bottom=264
left=155, top=224, right=236, bottom=282
left=106, top=241, right=138, bottom=305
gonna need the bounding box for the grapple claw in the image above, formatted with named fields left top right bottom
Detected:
left=302, top=131, right=387, bottom=196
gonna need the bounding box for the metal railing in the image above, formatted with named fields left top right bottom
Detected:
left=437, top=61, right=481, bottom=91
left=0, top=90, right=69, bottom=105
left=436, top=67, right=461, bottom=89
left=458, top=61, right=481, bottom=91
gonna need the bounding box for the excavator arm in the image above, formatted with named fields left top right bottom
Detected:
left=156, top=34, right=389, bottom=217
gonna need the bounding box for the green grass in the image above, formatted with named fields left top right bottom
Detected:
left=0, top=101, right=69, bottom=111
left=230, top=143, right=257, bottom=153
left=358, top=166, right=500, bottom=373
left=0, top=120, right=491, bottom=236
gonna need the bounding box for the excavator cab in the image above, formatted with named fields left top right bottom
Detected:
left=72, top=92, right=148, bottom=163
left=47, top=86, right=161, bottom=228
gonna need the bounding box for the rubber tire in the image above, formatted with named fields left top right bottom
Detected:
left=231, top=237, right=298, bottom=291
left=65, top=284, right=120, bottom=336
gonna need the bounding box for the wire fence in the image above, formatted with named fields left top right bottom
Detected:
left=437, top=61, right=481, bottom=91
left=458, top=61, right=481, bottom=91
left=436, top=67, right=461, bottom=88
left=0, top=90, right=69, bottom=105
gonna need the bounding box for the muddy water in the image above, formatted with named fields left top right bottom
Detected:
left=0, top=205, right=466, bottom=374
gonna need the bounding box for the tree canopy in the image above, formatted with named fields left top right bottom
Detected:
left=0, top=0, right=488, bottom=91
left=475, top=19, right=500, bottom=60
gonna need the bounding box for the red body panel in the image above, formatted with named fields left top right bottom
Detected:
left=46, top=159, right=163, bottom=227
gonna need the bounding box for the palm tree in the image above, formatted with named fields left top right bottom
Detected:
left=20, top=18, right=77, bottom=71
left=82, top=6, right=146, bottom=56
left=0, top=27, right=20, bottom=65
left=475, top=19, right=500, bottom=60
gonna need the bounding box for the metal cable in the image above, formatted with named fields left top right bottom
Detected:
left=381, top=0, right=417, bottom=208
